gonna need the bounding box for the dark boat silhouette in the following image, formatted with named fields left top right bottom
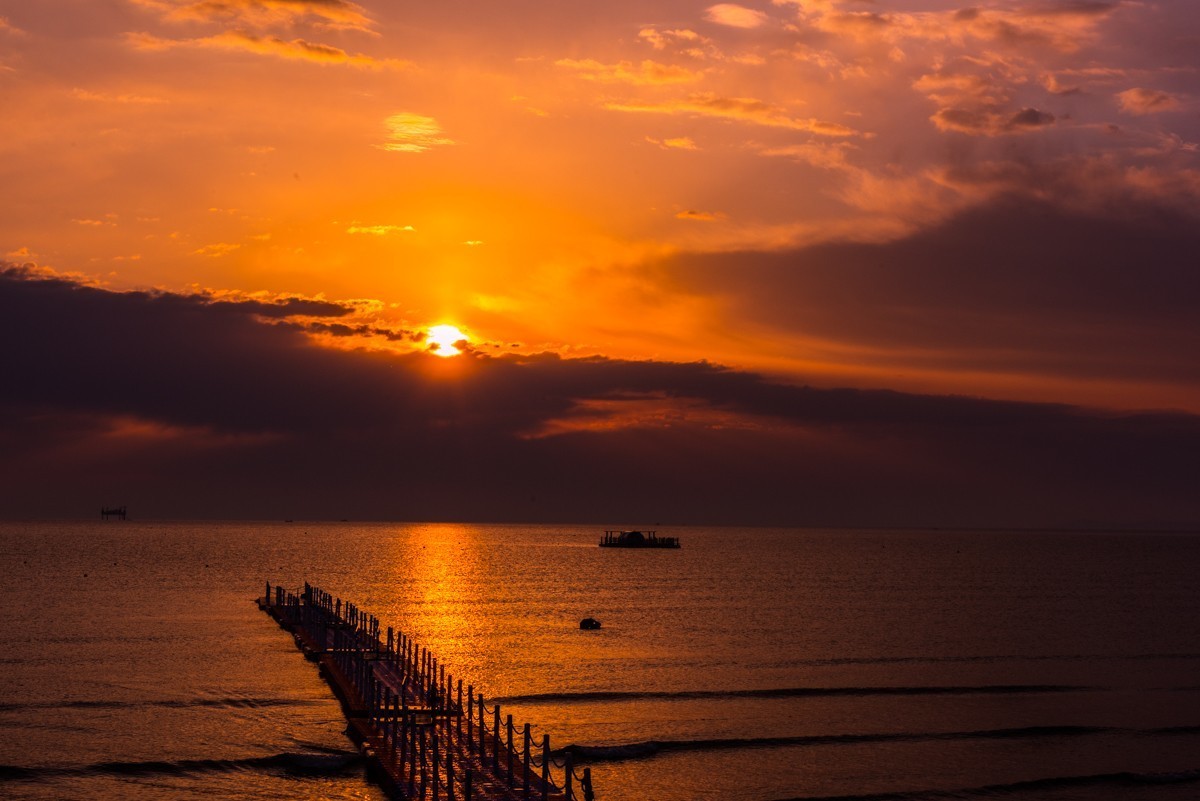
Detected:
left=598, top=530, right=680, bottom=548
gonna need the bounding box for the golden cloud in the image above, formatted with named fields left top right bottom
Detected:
left=131, top=0, right=375, bottom=33
left=346, top=224, right=415, bottom=235
left=192, top=242, right=241, bottom=257
left=555, top=58, right=703, bottom=85
left=607, top=93, right=858, bottom=136
left=705, top=4, right=770, bottom=29
left=377, top=113, right=454, bottom=153
left=72, top=87, right=168, bottom=104
left=126, top=30, right=409, bottom=69
left=1117, top=87, right=1181, bottom=116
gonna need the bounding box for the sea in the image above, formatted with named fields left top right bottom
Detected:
left=2, top=521, right=1200, bottom=801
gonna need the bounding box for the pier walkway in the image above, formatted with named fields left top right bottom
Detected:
left=260, top=582, right=595, bottom=801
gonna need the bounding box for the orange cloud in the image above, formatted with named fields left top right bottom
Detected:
left=192, top=242, right=241, bottom=257
left=705, top=4, right=770, bottom=29
left=759, top=141, right=855, bottom=169
left=1117, top=87, right=1182, bottom=116
left=606, top=93, right=858, bottom=136
left=131, top=0, right=375, bottom=33
left=126, top=30, right=409, bottom=69
left=647, top=136, right=699, bottom=150
left=676, top=209, right=727, bottom=221
left=555, top=58, right=703, bottom=85
left=72, top=87, right=168, bottom=104
left=346, top=224, right=415, bottom=235
left=378, top=113, right=454, bottom=153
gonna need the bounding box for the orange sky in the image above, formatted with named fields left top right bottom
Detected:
left=3, top=7, right=1200, bottom=780
left=2, top=0, right=1199, bottom=415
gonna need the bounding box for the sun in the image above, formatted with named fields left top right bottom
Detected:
left=426, top=324, right=468, bottom=357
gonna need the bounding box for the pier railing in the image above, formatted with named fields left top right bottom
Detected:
left=264, top=582, right=595, bottom=801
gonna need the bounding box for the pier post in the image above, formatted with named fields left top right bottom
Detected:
left=432, top=728, right=440, bottom=801
left=506, top=714, right=514, bottom=784
left=465, top=768, right=472, bottom=801
left=540, top=736, right=550, bottom=801
left=563, top=752, right=573, bottom=799
left=492, top=706, right=500, bottom=772
left=457, top=680, right=464, bottom=743
left=265, top=581, right=270, bottom=604
left=467, top=686, right=474, bottom=751
left=522, top=723, right=531, bottom=798
left=582, top=768, right=594, bottom=801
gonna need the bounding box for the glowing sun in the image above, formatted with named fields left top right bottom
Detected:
left=426, top=324, right=468, bottom=357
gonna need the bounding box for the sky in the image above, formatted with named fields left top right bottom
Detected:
left=2, top=0, right=1198, bottom=526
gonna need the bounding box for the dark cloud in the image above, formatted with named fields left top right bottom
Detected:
left=659, top=196, right=1200, bottom=390
left=1006, top=107, right=1055, bottom=129
left=3, top=263, right=1200, bottom=528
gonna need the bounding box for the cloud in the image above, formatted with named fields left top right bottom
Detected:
left=192, top=242, right=241, bottom=257
left=555, top=58, right=703, bottom=85
left=0, top=16, right=27, bottom=35
left=1117, top=87, right=1182, bottom=115
left=130, top=0, right=376, bottom=33
left=931, top=106, right=1056, bottom=136
left=759, top=141, right=855, bottom=168
left=705, top=4, right=770, bottom=29
left=2, top=263, right=1199, bottom=527
left=655, top=195, right=1200, bottom=410
left=377, top=113, right=454, bottom=153
left=346, top=223, right=415, bottom=235
left=606, top=93, right=858, bottom=136
left=126, top=30, right=409, bottom=69
left=675, top=209, right=727, bottom=221
left=72, top=88, right=169, bottom=104
left=647, top=136, right=699, bottom=150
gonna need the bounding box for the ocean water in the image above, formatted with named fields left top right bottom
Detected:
left=2, top=521, right=1199, bottom=800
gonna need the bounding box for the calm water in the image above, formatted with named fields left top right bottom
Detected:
left=2, top=522, right=1200, bottom=800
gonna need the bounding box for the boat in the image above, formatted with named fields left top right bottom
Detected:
left=598, top=530, right=681, bottom=548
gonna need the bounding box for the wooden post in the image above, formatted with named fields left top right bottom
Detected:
left=564, top=752, right=573, bottom=799
left=523, top=723, right=531, bottom=799
left=265, top=581, right=271, bottom=604
left=457, top=680, right=464, bottom=743
left=467, top=686, right=474, bottom=751
left=465, top=768, right=472, bottom=801
left=541, top=735, right=550, bottom=801
left=432, top=728, right=440, bottom=801
left=582, top=768, right=594, bottom=801
left=506, top=714, right=514, bottom=784
left=492, top=706, right=500, bottom=772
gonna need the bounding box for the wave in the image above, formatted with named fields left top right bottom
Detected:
left=558, top=726, right=1114, bottom=763
left=767, top=768, right=1200, bottom=801
left=0, top=751, right=362, bottom=783
left=775, top=652, right=1200, bottom=668
left=0, top=697, right=326, bottom=713
left=493, top=685, right=1093, bottom=705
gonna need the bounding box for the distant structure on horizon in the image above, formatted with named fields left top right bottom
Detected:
left=100, top=505, right=127, bottom=521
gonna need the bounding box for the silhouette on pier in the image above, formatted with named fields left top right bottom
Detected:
left=260, top=581, right=596, bottom=801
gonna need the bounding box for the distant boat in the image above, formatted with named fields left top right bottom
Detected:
left=599, top=530, right=680, bottom=548
left=100, top=506, right=127, bottom=521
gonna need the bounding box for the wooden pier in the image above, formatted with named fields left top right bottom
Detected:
left=260, top=582, right=595, bottom=801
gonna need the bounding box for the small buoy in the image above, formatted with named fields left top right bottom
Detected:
left=580, top=617, right=601, bottom=630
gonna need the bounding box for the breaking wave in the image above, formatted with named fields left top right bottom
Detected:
left=493, top=684, right=1092, bottom=705
left=558, top=726, right=1113, bottom=763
